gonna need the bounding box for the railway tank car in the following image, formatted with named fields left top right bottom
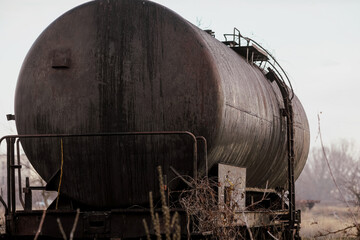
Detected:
left=1, top=0, right=309, bottom=238
left=14, top=0, right=309, bottom=209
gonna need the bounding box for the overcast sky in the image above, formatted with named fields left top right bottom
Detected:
left=0, top=0, right=359, bottom=150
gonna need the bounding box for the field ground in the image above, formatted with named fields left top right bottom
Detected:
left=300, top=203, right=359, bottom=239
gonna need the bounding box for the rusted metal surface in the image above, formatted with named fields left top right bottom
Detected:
left=194, top=28, right=310, bottom=189
left=14, top=0, right=310, bottom=209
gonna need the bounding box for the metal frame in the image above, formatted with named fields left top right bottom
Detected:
left=0, top=131, right=209, bottom=237
left=0, top=130, right=300, bottom=239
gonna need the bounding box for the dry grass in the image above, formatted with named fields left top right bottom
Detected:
left=143, top=166, right=181, bottom=240
left=300, top=203, right=359, bottom=239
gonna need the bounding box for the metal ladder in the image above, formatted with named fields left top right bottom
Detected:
left=223, top=28, right=299, bottom=238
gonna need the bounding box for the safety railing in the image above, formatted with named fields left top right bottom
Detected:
left=0, top=131, right=208, bottom=217
left=224, top=27, right=294, bottom=100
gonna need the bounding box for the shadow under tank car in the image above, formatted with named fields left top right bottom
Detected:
left=2, top=0, right=310, bottom=239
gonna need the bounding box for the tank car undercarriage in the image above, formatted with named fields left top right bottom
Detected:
left=0, top=132, right=301, bottom=239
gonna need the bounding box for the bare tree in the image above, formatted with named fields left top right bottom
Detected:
left=329, top=141, right=360, bottom=206
left=297, top=140, right=360, bottom=206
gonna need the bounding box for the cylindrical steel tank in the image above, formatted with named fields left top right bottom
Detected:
left=15, top=0, right=310, bottom=208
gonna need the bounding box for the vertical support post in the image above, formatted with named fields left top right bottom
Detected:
left=196, top=136, right=208, bottom=177
left=9, top=138, right=16, bottom=215
left=24, top=177, right=32, bottom=211
left=17, top=139, right=25, bottom=208
left=192, top=140, right=198, bottom=181
left=6, top=137, right=16, bottom=234
left=246, top=48, right=249, bottom=63
left=287, top=102, right=296, bottom=232
left=6, top=138, right=11, bottom=213
left=265, top=68, right=297, bottom=239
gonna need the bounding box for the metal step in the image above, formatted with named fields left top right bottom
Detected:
left=231, top=45, right=269, bottom=62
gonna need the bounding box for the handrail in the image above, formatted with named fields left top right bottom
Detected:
left=223, top=28, right=294, bottom=100
left=16, top=139, right=25, bottom=209
left=196, top=136, right=208, bottom=177
left=0, top=131, right=199, bottom=182
left=0, top=131, right=198, bottom=143
left=243, top=36, right=294, bottom=100
left=0, top=131, right=205, bottom=217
